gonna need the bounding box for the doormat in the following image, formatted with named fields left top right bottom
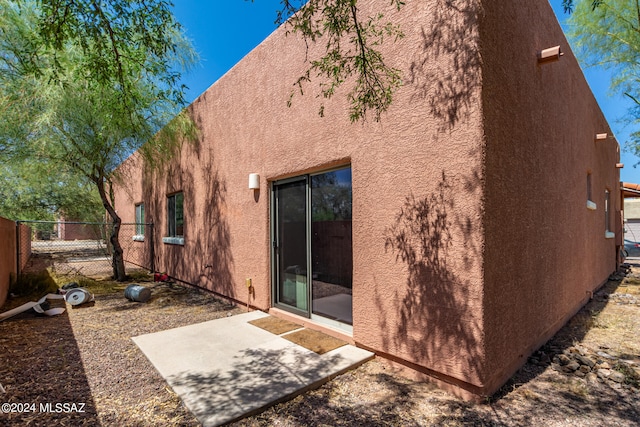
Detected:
left=282, top=328, right=347, bottom=355
left=248, top=316, right=301, bottom=335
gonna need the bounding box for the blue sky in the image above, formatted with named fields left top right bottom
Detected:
left=171, top=1, right=640, bottom=183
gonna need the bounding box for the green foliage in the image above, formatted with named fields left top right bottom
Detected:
left=0, top=0, right=197, bottom=280
left=0, top=160, right=103, bottom=221
left=568, top=0, right=640, bottom=156
left=0, top=0, right=197, bottom=177
left=562, top=0, right=604, bottom=13
left=278, top=0, right=405, bottom=122
left=32, top=0, right=194, bottom=116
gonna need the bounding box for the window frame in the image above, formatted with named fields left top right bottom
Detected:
left=164, top=192, right=184, bottom=245
left=134, top=203, right=145, bottom=240
left=604, top=189, right=614, bottom=239
left=586, top=173, right=596, bottom=210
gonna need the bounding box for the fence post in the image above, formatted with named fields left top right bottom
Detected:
left=149, top=222, right=155, bottom=274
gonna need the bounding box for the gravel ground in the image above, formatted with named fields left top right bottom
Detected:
left=0, top=266, right=639, bottom=426
left=0, top=273, right=242, bottom=426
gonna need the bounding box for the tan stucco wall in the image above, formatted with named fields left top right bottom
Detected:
left=480, top=0, right=620, bottom=393
left=114, top=0, right=487, bottom=393
left=624, top=198, right=640, bottom=219
left=0, top=217, right=17, bottom=308
left=113, top=0, right=619, bottom=398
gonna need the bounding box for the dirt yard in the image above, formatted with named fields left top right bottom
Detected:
left=0, top=265, right=638, bottom=426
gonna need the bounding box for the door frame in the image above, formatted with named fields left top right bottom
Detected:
left=270, top=166, right=353, bottom=333
left=270, top=175, right=312, bottom=317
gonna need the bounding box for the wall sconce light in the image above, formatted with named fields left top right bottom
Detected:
left=595, top=133, right=608, bottom=141
left=248, top=173, right=260, bottom=190
left=538, top=45, right=563, bottom=63
left=616, top=163, right=624, bottom=168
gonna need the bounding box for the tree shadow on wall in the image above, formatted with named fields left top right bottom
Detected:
left=143, top=142, right=236, bottom=301
left=382, top=171, right=484, bottom=389
left=409, top=0, right=482, bottom=131
left=193, top=159, right=235, bottom=297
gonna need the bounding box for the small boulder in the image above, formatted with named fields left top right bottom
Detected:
left=609, top=371, right=626, bottom=383
left=575, top=354, right=596, bottom=368
left=558, top=354, right=571, bottom=366
left=597, top=369, right=612, bottom=380
left=585, top=372, right=599, bottom=384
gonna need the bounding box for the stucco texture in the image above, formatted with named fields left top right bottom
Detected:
left=112, top=0, right=619, bottom=398
left=480, top=0, right=620, bottom=392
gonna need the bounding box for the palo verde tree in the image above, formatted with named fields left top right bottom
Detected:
left=0, top=160, right=104, bottom=222
left=0, top=0, right=197, bottom=280
left=564, top=0, right=640, bottom=156
left=276, top=0, right=405, bottom=122
left=1, top=0, right=404, bottom=280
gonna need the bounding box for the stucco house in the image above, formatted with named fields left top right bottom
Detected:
left=112, top=0, right=622, bottom=399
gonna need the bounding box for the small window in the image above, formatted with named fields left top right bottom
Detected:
left=167, top=192, right=184, bottom=238
left=586, top=173, right=596, bottom=210
left=605, top=190, right=614, bottom=238
left=135, top=203, right=145, bottom=236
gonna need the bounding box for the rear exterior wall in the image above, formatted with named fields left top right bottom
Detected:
left=480, top=0, right=620, bottom=394
left=113, top=0, right=489, bottom=395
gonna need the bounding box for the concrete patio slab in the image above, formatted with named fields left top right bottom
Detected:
left=132, top=311, right=374, bottom=426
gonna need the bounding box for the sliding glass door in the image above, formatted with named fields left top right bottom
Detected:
left=273, top=177, right=309, bottom=315
left=272, top=167, right=353, bottom=329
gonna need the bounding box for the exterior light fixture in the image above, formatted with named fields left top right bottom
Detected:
left=595, top=133, right=608, bottom=141
left=249, top=173, right=260, bottom=190
left=538, top=45, right=563, bottom=63
left=616, top=163, right=624, bottom=168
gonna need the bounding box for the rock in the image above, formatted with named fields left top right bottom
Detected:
left=597, top=351, right=615, bottom=360
left=574, top=345, right=587, bottom=356
left=579, top=365, right=591, bottom=374
left=575, top=370, right=586, bottom=378
left=565, top=361, right=580, bottom=372
left=609, top=371, right=626, bottom=383
left=575, top=354, right=596, bottom=368
left=599, top=361, right=612, bottom=370
left=597, top=369, right=612, bottom=380
left=558, top=354, right=571, bottom=366
left=585, top=372, right=599, bottom=384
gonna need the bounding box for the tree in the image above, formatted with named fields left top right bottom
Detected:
left=276, top=0, right=405, bottom=122
left=566, top=0, right=640, bottom=155
left=561, top=0, right=603, bottom=13
left=31, top=0, right=405, bottom=124
left=0, top=0, right=197, bottom=280
left=1, top=0, right=404, bottom=280
left=0, top=160, right=104, bottom=222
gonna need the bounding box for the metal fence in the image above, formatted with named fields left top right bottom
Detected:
left=17, top=221, right=154, bottom=279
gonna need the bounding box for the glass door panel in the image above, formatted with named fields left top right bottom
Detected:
left=274, top=178, right=309, bottom=313
left=310, top=168, right=353, bottom=325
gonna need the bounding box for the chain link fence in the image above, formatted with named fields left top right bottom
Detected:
left=17, top=221, right=153, bottom=279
